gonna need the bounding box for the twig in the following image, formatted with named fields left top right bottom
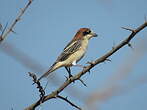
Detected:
left=0, top=0, right=33, bottom=42
left=0, top=22, right=2, bottom=31
left=79, top=78, right=87, bottom=87
left=28, top=72, right=45, bottom=103
left=121, top=27, right=135, bottom=32
left=57, top=95, right=82, bottom=110
left=0, top=22, right=8, bottom=41
left=25, top=21, right=147, bottom=110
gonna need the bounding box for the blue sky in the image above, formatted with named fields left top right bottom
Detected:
left=0, top=0, right=147, bottom=110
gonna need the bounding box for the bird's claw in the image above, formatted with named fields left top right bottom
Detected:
left=68, top=73, right=73, bottom=78
left=68, top=74, right=75, bottom=83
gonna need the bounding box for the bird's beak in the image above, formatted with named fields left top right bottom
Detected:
left=91, top=32, right=98, bottom=37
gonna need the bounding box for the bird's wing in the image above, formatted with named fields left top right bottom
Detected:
left=56, top=40, right=82, bottom=62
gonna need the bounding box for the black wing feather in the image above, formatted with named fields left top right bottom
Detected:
left=56, top=40, right=82, bottom=62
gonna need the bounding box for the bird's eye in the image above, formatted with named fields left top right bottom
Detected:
left=83, top=30, right=91, bottom=35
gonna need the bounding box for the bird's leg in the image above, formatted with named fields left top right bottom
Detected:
left=65, top=67, right=73, bottom=78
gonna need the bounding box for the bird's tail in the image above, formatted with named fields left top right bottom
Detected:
left=38, top=63, right=58, bottom=81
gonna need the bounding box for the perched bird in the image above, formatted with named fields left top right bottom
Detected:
left=38, top=28, right=97, bottom=81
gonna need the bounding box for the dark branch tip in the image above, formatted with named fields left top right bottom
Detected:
left=56, top=90, right=60, bottom=94
left=79, top=78, right=87, bottom=87
left=121, top=27, right=135, bottom=33
left=128, top=43, right=133, bottom=49
left=87, top=61, right=95, bottom=66
left=10, top=29, right=17, bottom=34
left=0, top=23, right=2, bottom=31
left=87, top=69, right=91, bottom=74
left=145, top=20, right=147, bottom=25
left=112, top=46, right=115, bottom=50
left=144, top=15, right=147, bottom=23
left=105, top=58, right=111, bottom=62
left=29, top=0, right=33, bottom=2
left=65, top=96, right=68, bottom=99
left=0, top=36, right=3, bottom=41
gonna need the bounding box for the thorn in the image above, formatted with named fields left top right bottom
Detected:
left=86, top=61, right=93, bottom=74
left=0, top=36, right=3, bottom=41
left=20, top=8, right=25, bottom=13
left=79, top=78, right=87, bottom=87
left=56, top=90, right=59, bottom=94
left=112, top=41, right=116, bottom=50
left=10, top=29, right=17, bottom=34
left=28, top=72, right=38, bottom=84
left=29, top=0, right=33, bottom=2
left=112, top=46, right=115, bottom=50
left=0, top=23, right=2, bottom=31
left=106, top=58, right=111, bottom=62
left=87, top=61, right=94, bottom=66
left=88, top=69, right=91, bottom=74
left=84, top=61, right=94, bottom=74
left=121, top=27, right=135, bottom=32
left=28, top=72, right=33, bottom=77
left=83, top=66, right=91, bottom=74
left=16, top=17, right=21, bottom=22
left=72, top=79, right=75, bottom=83
left=144, top=15, right=147, bottom=23
left=128, top=43, right=133, bottom=49
left=86, top=61, right=91, bottom=64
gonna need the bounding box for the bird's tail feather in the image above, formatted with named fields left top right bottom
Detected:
left=38, top=63, right=57, bottom=81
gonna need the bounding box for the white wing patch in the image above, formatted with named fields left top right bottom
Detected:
left=72, top=60, right=77, bottom=66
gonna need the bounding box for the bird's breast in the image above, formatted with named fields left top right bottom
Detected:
left=61, top=39, right=89, bottom=66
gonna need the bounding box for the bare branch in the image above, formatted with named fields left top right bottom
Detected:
left=57, top=95, right=82, bottom=110
left=25, top=21, right=147, bottom=110
left=0, top=0, right=33, bottom=42
left=28, top=72, right=45, bottom=103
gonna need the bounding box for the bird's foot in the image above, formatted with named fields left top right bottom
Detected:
left=64, top=73, right=73, bottom=81
left=68, top=73, right=73, bottom=78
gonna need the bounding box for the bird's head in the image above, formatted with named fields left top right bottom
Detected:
left=73, top=28, right=97, bottom=41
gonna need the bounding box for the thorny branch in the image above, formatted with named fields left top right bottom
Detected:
left=0, top=0, right=33, bottom=42
left=25, top=21, right=147, bottom=110
left=28, top=72, right=45, bottom=102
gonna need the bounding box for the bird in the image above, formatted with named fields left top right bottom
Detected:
left=38, top=28, right=97, bottom=81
